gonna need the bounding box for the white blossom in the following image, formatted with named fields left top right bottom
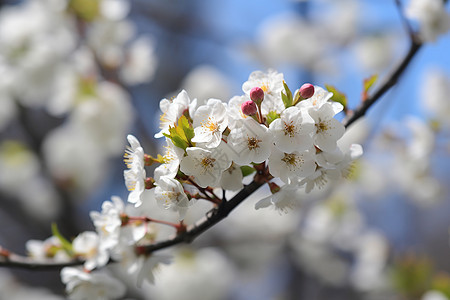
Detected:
left=155, top=90, right=194, bottom=138
left=120, top=246, right=172, bottom=287
left=220, top=162, right=244, bottom=191
left=269, top=106, right=314, bottom=153
left=154, top=177, right=190, bottom=220
left=123, top=134, right=146, bottom=207
left=255, top=184, right=300, bottom=214
left=180, top=147, right=232, bottom=188
left=268, top=148, right=316, bottom=184
left=26, top=236, right=71, bottom=262
left=90, top=196, right=124, bottom=251
left=308, top=102, right=345, bottom=152
left=227, top=118, right=273, bottom=165
left=154, top=139, right=184, bottom=182
left=191, top=98, right=228, bottom=148
left=61, top=267, right=126, bottom=300
left=72, top=231, right=109, bottom=271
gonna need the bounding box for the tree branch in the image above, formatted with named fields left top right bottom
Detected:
left=0, top=253, right=83, bottom=270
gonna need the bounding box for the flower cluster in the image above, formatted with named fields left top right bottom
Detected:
left=147, top=69, right=362, bottom=213
left=52, top=69, right=362, bottom=298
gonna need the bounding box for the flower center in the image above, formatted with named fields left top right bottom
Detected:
left=201, top=117, right=219, bottom=133
left=316, top=121, right=329, bottom=133
left=281, top=153, right=303, bottom=167
left=163, top=190, right=180, bottom=203
left=283, top=121, right=296, bottom=137
left=247, top=137, right=262, bottom=150
left=201, top=156, right=216, bottom=170
left=162, top=146, right=175, bottom=163
left=260, top=83, right=269, bottom=93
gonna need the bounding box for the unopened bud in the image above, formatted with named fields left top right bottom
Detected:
left=241, top=100, right=258, bottom=116
left=299, top=83, right=314, bottom=99
left=145, top=177, right=155, bottom=189
left=250, top=87, right=264, bottom=102
left=268, top=182, right=281, bottom=194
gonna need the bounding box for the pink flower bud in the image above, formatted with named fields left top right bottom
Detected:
left=241, top=100, right=258, bottom=116
left=250, top=87, right=264, bottom=102
left=299, top=83, right=314, bottom=99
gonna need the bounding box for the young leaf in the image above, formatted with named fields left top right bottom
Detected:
left=163, top=128, right=189, bottom=150
left=281, top=81, right=293, bottom=108
left=362, top=74, right=378, bottom=101
left=266, top=111, right=280, bottom=125
left=240, top=165, right=256, bottom=177
left=179, top=115, right=195, bottom=143
left=51, top=223, right=74, bottom=255
left=325, top=84, right=347, bottom=112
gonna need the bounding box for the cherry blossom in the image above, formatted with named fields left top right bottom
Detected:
left=155, top=90, right=195, bottom=138
left=227, top=118, right=273, bottom=165
left=268, top=148, right=316, bottom=184
left=61, top=267, right=126, bottom=300
left=123, top=134, right=146, bottom=207
left=154, top=177, right=191, bottom=220
left=191, top=98, right=228, bottom=148
left=269, top=106, right=315, bottom=153
left=180, top=146, right=232, bottom=188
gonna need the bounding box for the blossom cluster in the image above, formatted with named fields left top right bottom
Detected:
left=147, top=69, right=362, bottom=213
left=40, top=69, right=363, bottom=299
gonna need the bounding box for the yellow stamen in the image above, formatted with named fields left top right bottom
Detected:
left=283, top=121, right=296, bottom=137
left=281, top=153, right=303, bottom=167
left=201, top=117, right=219, bottom=133
left=247, top=137, right=262, bottom=150
left=260, top=83, right=269, bottom=93
left=316, top=121, right=329, bottom=133
left=201, top=156, right=216, bottom=172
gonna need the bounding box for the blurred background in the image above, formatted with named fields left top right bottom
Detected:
left=0, top=0, right=450, bottom=299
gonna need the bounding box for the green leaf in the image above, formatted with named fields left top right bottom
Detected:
left=179, top=115, right=195, bottom=143
left=281, top=81, right=293, bottom=108
left=162, top=115, right=195, bottom=150
left=293, top=90, right=302, bottom=106
left=325, top=84, right=347, bottom=111
left=240, top=165, right=256, bottom=177
left=363, top=74, right=378, bottom=94
left=266, top=111, right=280, bottom=125
left=163, top=130, right=188, bottom=150
left=51, top=223, right=74, bottom=256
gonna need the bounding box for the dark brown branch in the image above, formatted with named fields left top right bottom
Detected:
left=142, top=180, right=263, bottom=253
left=0, top=253, right=83, bottom=270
